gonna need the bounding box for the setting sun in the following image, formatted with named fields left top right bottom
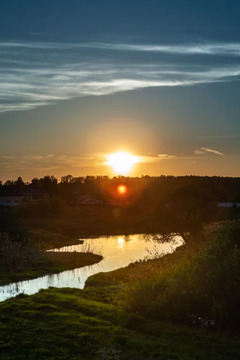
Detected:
left=106, top=151, right=140, bottom=175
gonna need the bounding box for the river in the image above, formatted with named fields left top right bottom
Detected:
left=0, top=233, right=183, bottom=302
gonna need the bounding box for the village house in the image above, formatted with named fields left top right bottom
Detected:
left=217, top=202, right=240, bottom=208
left=0, top=196, right=23, bottom=207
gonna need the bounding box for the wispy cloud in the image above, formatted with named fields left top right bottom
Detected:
left=79, top=42, right=240, bottom=56
left=195, top=147, right=224, bottom=156
left=200, top=134, right=240, bottom=139
left=2, top=41, right=240, bottom=56
left=137, top=153, right=183, bottom=163
left=0, top=154, right=97, bottom=174
left=1, top=40, right=240, bottom=113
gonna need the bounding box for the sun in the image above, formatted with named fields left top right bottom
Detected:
left=106, top=151, right=139, bottom=175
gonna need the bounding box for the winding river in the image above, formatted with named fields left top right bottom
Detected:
left=0, top=234, right=183, bottom=302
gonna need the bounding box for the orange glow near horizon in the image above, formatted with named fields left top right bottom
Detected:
left=117, top=184, right=127, bottom=194
left=106, top=151, right=140, bottom=175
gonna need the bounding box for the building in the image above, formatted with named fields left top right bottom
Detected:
left=0, top=196, right=23, bottom=207
left=218, top=202, right=240, bottom=208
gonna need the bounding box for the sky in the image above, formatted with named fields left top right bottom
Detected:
left=0, top=0, right=240, bottom=181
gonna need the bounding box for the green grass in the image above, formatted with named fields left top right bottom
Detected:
left=1, top=221, right=240, bottom=359
left=0, top=287, right=240, bottom=360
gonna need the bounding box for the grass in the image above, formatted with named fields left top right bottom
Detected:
left=0, top=287, right=240, bottom=360
left=87, top=221, right=240, bottom=329
left=25, top=226, right=83, bottom=249
left=0, top=211, right=102, bottom=286
left=0, top=202, right=159, bottom=287
left=1, top=219, right=240, bottom=359
left=19, top=204, right=157, bottom=243
left=0, top=251, right=102, bottom=286
left=119, top=221, right=240, bottom=329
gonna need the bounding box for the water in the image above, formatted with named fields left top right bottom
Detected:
left=0, top=234, right=183, bottom=302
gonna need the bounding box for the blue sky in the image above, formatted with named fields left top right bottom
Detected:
left=0, top=0, right=240, bottom=180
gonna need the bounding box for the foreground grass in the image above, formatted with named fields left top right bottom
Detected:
left=1, top=221, right=240, bottom=359
left=0, top=252, right=102, bottom=286
left=0, top=287, right=240, bottom=360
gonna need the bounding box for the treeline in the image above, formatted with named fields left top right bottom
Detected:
left=1, top=174, right=240, bottom=204
left=1, top=174, right=240, bottom=236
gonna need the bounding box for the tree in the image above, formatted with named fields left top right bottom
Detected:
left=39, top=176, right=58, bottom=193
left=14, top=177, right=25, bottom=192
left=60, top=175, right=74, bottom=184
left=154, top=185, right=217, bottom=240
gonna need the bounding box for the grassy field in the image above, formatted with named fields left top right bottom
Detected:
left=1, top=221, right=240, bottom=359
left=0, top=287, right=240, bottom=360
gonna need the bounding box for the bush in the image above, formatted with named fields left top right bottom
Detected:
left=123, top=221, right=240, bottom=329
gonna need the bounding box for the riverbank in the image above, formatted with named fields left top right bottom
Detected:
left=1, top=204, right=160, bottom=250
left=1, top=221, right=240, bottom=359
left=1, top=207, right=109, bottom=286
left=0, top=205, right=162, bottom=287
left=0, top=252, right=103, bottom=286
left=87, top=221, right=240, bottom=327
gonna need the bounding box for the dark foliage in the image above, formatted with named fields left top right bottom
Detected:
left=1, top=175, right=240, bottom=237
left=124, top=221, right=240, bottom=330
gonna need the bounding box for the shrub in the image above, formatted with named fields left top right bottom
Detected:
left=123, top=221, right=240, bottom=329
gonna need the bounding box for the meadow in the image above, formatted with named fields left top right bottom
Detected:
left=0, top=221, right=240, bottom=359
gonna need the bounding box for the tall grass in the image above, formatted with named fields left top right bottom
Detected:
left=122, top=221, right=240, bottom=329
left=0, top=232, right=43, bottom=272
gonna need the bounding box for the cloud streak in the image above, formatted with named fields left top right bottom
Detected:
left=79, top=42, right=240, bottom=56
left=1, top=41, right=240, bottom=113
left=0, top=154, right=98, bottom=174
left=195, top=147, right=225, bottom=156
left=2, top=41, right=240, bottom=56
